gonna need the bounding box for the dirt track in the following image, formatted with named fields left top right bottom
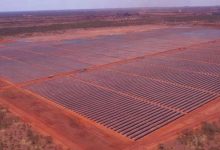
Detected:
left=24, top=25, right=169, bottom=42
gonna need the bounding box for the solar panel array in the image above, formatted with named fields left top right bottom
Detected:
left=75, top=69, right=218, bottom=112
left=27, top=77, right=183, bottom=140
left=1, top=27, right=220, bottom=83
left=26, top=41, right=220, bottom=140
left=1, top=26, right=220, bottom=140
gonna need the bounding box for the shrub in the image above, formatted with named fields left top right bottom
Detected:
left=0, top=142, right=3, bottom=150
left=201, top=122, right=220, bottom=140
left=177, top=129, right=205, bottom=150
left=158, top=144, right=167, bottom=150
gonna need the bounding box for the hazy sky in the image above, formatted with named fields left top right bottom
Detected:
left=0, top=0, right=220, bottom=12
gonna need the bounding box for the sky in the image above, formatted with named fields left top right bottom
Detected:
left=0, top=0, right=220, bottom=12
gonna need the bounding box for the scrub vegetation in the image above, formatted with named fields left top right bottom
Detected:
left=0, top=6, right=220, bottom=37
left=0, top=106, right=66, bottom=150
left=157, top=120, right=220, bottom=150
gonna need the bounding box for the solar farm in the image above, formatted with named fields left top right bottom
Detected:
left=0, top=26, right=220, bottom=149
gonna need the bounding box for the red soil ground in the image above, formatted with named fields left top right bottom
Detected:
left=0, top=79, right=9, bottom=88
left=0, top=38, right=13, bottom=45
left=24, top=25, right=168, bottom=42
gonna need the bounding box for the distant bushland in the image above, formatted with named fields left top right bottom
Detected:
left=0, top=7, right=220, bottom=37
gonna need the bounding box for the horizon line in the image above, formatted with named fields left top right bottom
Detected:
left=0, top=5, right=220, bottom=13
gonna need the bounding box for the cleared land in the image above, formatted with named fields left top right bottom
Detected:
left=0, top=24, right=220, bottom=149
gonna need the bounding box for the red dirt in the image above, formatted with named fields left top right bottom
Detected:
left=0, top=38, right=13, bottom=45
left=25, top=25, right=168, bottom=42
left=0, top=80, right=8, bottom=88
left=0, top=78, right=13, bottom=89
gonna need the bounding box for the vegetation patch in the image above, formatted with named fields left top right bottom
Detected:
left=1, top=12, right=220, bottom=37
left=0, top=106, right=67, bottom=150
left=157, top=119, right=220, bottom=150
